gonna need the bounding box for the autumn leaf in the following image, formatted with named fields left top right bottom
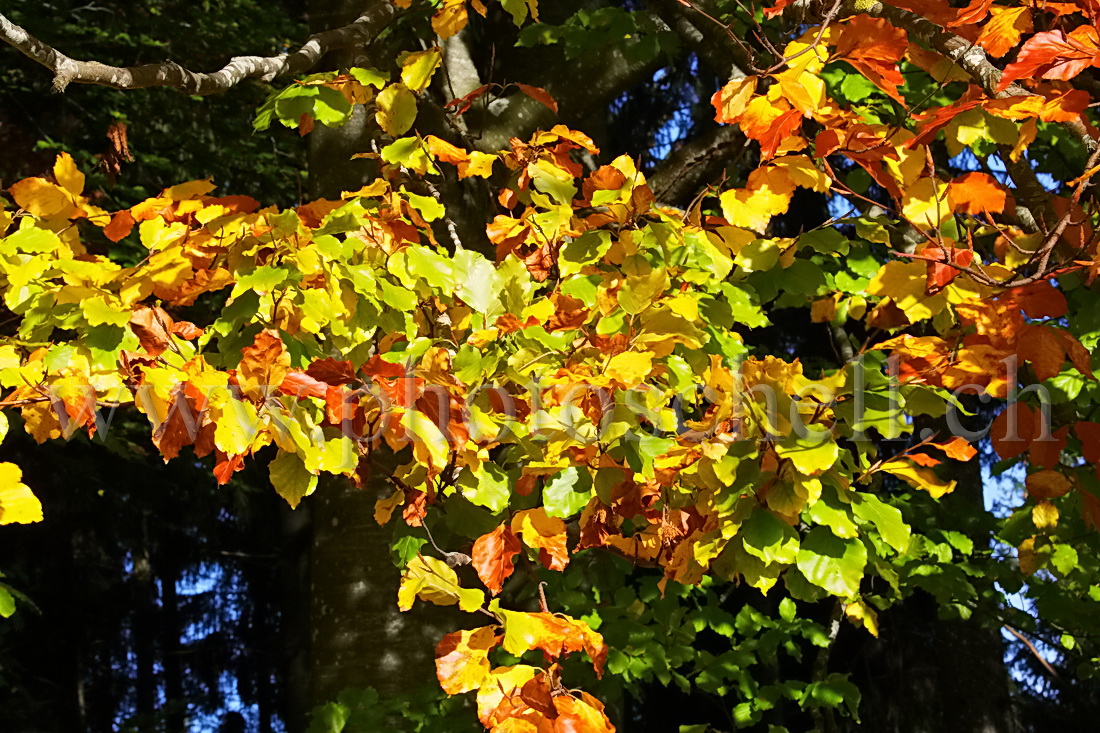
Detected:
left=948, top=172, right=1007, bottom=214
left=516, top=83, right=559, bottom=114
left=833, top=17, right=908, bottom=101
left=511, top=508, right=569, bottom=570
left=977, top=6, right=1033, bottom=58
left=0, top=463, right=43, bottom=525
left=997, top=26, right=1100, bottom=91
left=711, top=76, right=758, bottom=124
left=472, top=523, right=522, bottom=595
left=129, top=305, right=175, bottom=356
left=1026, top=470, right=1072, bottom=501
left=491, top=601, right=608, bottom=676
left=435, top=626, right=500, bottom=694
left=238, top=329, right=291, bottom=401
left=880, top=458, right=957, bottom=498
left=398, top=554, right=486, bottom=612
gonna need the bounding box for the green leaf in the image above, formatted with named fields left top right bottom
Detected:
left=0, top=586, right=15, bottom=618
left=458, top=463, right=511, bottom=514
left=852, top=493, right=910, bottom=553
left=776, top=435, right=838, bottom=474
left=1052, top=544, right=1078, bottom=575
left=742, top=509, right=800, bottom=566
left=269, top=450, right=318, bottom=509
left=796, top=528, right=866, bottom=598
left=543, top=466, right=594, bottom=518
left=559, top=231, right=612, bottom=276
left=454, top=250, right=500, bottom=315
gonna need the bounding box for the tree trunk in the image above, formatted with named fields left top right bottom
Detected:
left=851, top=419, right=1019, bottom=732
left=301, top=1, right=457, bottom=721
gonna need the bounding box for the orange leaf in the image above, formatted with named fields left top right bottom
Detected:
left=1030, top=425, right=1069, bottom=469
left=977, top=6, right=1032, bottom=58
left=473, top=523, right=522, bottom=595
left=935, top=436, right=978, bottom=461
left=1052, top=329, right=1095, bottom=378
left=1005, top=281, right=1067, bottom=319
left=171, top=321, right=203, bottom=340
left=511, top=508, right=569, bottom=571
left=238, top=329, right=291, bottom=401
left=129, top=305, right=175, bottom=356
left=739, top=97, right=802, bottom=160
left=997, top=26, right=1100, bottom=91
left=834, top=17, right=909, bottom=102
left=516, top=83, right=559, bottom=114
left=104, top=210, right=136, bottom=242
left=711, top=76, right=758, bottom=124
left=1018, top=324, right=1065, bottom=382
left=948, top=172, right=1007, bottom=214
left=495, top=607, right=608, bottom=676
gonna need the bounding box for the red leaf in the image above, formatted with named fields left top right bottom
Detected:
left=990, top=402, right=1040, bottom=459
left=997, top=26, right=1100, bottom=91
left=472, top=523, right=521, bottom=595
left=306, top=357, right=358, bottom=385
left=516, top=83, right=559, bottom=114
left=1077, top=421, right=1100, bottom=463
left=279, top=371, right=328, bottom=400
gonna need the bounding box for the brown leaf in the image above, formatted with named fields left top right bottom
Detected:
left=238, top=329, right=291, bottom=401
left=129, top=305, right=175, bottom=356
left=170, top=321, right=203, bottom=340
left=101, top=121, right=134, bottom=182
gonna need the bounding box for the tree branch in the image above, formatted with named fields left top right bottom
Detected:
left=853, top=0, right=1097, bottom=152
left=0, top=5, right=395, bottom=94
left=649, top=124, right=746, bottom=206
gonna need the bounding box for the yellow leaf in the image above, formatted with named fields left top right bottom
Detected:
left=1011, top=118, right=1037, bottom=163
left=712, top=76, right=758, bottom=124
left=376, top=84, right=419, bottom=136
left=398, top=554, right=485, bottom=612
left=845, top=598, right=879, bottom=636
left=53, top=152, right=85, bottom=197
left=476, top=665, right=539, bottom=727
left=880, top=458, right=956, bottom=498
left=213, top=399, right=261, bottom=456
left=720, top=187, right=790, bottom=233
left=605, top=351, right=654, bottom=387
left=401, top=408, right=451, bottom=472
left=374, top=489, right=404, bottom=525
left=901, top=177, right=950, bottom=229
left=401, top=47, right=443, bottom=92
left=21, top=402, right=62, bottom=444
left=774, top=155, right=830, bottom=192
left=9, top=177, right=72, bottom=218
left=1032, top=500, right=1059, bottom=530
left=0, top=462, right=43, bottom=524
left=811, top=295, right=838, bottom=322
left=435, top=626, right=498, bottom=694
left=432, top=0, right=468, bottom=39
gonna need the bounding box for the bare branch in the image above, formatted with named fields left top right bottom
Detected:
left=0, top=5, right=395, bottom=95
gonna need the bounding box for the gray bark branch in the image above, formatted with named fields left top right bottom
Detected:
left=0, top=5, right=395, bottom=94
